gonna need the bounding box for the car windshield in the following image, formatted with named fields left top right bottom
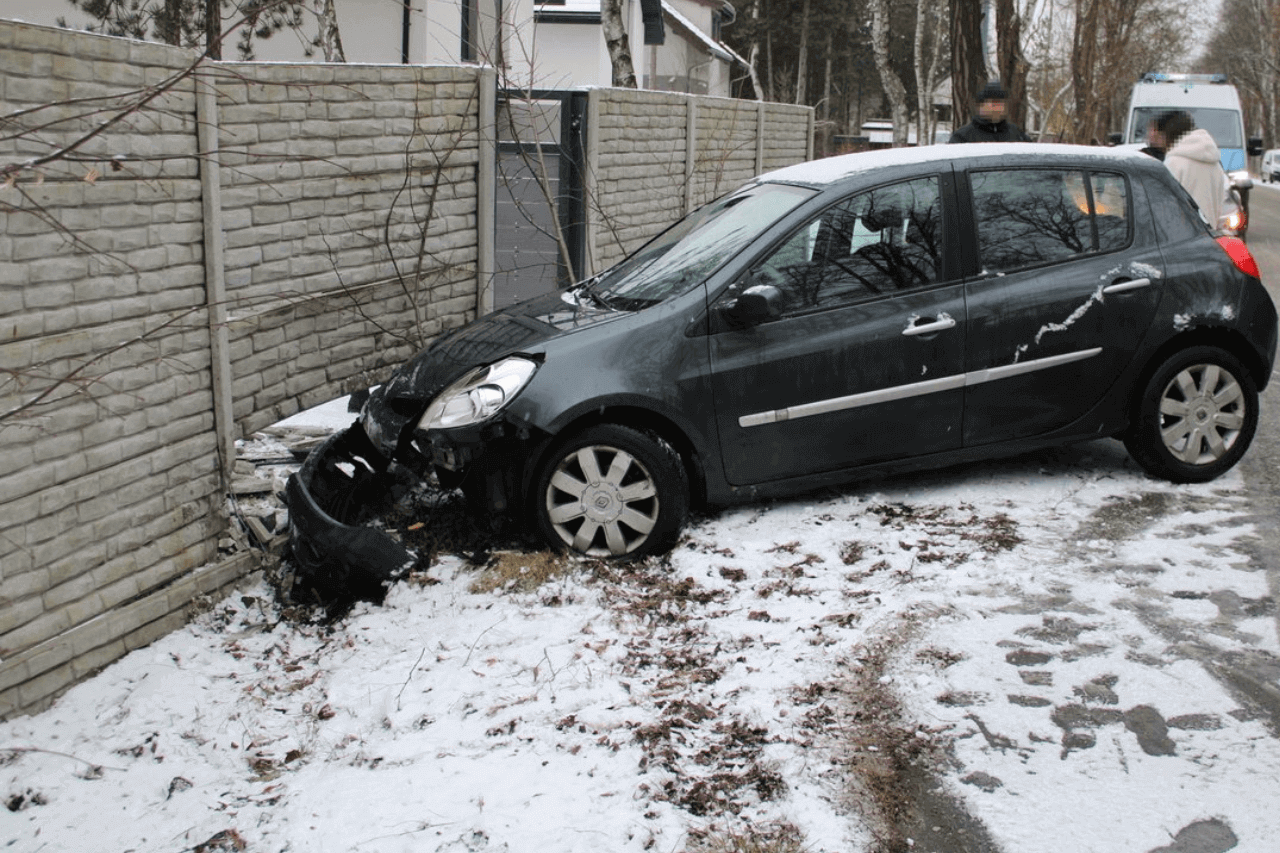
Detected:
left=587, top=183, right=816, bottom=310
left=1129, top=106, right=1244, bottom=148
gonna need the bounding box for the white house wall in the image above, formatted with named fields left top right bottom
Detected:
left=3, top=0, right=727, bottom=93
left=527, top=22, right=610, bottom=90
left=666, top=0, right=716, bottom=34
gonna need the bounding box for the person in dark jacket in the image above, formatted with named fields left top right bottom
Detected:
left=948, top=80, right=1031, bottom=143
left=1139, top=117, right=1166, bottom=160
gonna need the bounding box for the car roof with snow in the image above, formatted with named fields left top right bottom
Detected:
left=757, top=142, right=1154, bottom=189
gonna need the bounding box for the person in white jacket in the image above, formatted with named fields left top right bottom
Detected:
left=1159, top=110, right=1227, bottom=228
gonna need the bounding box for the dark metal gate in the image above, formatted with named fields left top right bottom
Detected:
left=492, top=90, right=588, bottom=310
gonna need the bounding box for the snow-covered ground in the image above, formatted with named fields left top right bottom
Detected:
left=2, top=399, right=1278, bottom=853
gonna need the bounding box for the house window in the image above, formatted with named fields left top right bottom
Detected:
left=461, top=0, right=478, bottom=61
left=462, top=0, right=505, bottom=65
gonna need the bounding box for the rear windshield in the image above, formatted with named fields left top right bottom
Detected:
left=588, top=183, right=816, bottom=310
left=1128, top=106, right=1243, bottom=148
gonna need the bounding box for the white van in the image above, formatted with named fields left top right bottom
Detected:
left=1119, top=73, right=1261, bottom=173
left=1262, top=149, right=1280, bottom=182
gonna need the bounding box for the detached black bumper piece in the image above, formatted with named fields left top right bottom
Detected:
left=285, top=424, right=415, bottom=609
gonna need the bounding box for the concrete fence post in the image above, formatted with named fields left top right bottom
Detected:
left=477, top=66, right=497, bottom=317
left=685, top=97, right=698, bottom=214
left=583, top=88, right=601, bottom=278
left=756, top=101, right=766, bottom=175
left=196, top=67, right=235, bottom=489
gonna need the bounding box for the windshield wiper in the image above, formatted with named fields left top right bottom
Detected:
left=579, top=279, right=614, bottom=310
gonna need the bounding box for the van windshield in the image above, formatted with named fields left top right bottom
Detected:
left=1129, top=107, right=1244, bottom=148
left=585, top=183, right=815, bottom=311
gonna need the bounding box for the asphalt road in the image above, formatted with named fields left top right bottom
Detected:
left=1229, top=184, right=1280, bottom=733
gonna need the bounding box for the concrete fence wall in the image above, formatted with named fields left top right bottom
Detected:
left=0, top=18, right=812, bottom=717
left=0, top=20, right=494, bottom=717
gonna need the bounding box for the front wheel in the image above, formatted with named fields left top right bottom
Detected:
left=1124, top=346, right=1258, bottom=483
left=533, top=424, right=689, bottom=558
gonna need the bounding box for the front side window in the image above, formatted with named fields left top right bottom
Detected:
left=971, top=169, right=1129, bottom=274
left=752, top=176, right=944, bottom=315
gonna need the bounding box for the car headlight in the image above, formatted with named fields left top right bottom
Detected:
left=418, top=357, right=538, bottom=430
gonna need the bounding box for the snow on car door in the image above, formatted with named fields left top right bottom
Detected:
left=962, top=167, right=1165, bottom=445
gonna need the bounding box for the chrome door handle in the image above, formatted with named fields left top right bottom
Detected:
left=903, top=312, right=956, bottom=336
left=1103, top=277, right=1152, bottom=294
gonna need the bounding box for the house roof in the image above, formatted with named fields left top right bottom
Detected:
left=532, top=0, right=748, bottom=68
left=660, top=1, right=735, bottom=64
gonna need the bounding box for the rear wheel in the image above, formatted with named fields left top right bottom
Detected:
left=533, top=424, right=689, bottom=558
left=1124, top=346, right=1258, bottom=483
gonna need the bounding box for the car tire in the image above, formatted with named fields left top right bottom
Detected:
left=1124, top=346, right=1258, bottom=483
left=533, top=424, right=689, bottom=558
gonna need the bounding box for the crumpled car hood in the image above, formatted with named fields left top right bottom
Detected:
left=364, top=288, right=625, bottom=451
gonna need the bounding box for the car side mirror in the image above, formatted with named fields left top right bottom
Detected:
left=1107, top=132, right=1123, bottom=146
left=1248, top=137, right=1264, bottom=157
left=721, top=282, right=784, bottom=328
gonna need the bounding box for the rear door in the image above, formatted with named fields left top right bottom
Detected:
left=707, top=172, right=967, bottom=486
left=961, top=165, right=1166, bottom=445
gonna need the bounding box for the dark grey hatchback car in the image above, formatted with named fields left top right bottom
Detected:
left=287, top=143, right=1277, bottom=588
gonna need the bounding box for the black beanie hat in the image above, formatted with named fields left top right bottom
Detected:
left=976, top=80, right=1008, bottom=103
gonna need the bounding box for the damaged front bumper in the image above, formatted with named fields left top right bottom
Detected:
left=285, top=423, right=416, bottom=602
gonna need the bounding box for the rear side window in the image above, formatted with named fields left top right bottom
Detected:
left=970, top=169, right=1130, bottom=274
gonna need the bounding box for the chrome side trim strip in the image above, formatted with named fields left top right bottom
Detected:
left=740, top=374, right=966, bottom=427
left=738, top=347, right=1103, bottom=428
left=964, top=347, right=1102, bottom=386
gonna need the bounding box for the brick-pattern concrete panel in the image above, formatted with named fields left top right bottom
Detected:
left=0, top=20, right=223, bottom=717
left=213, top=63, right=485, bottom=431
left=589, top=89, right=811, bottom=272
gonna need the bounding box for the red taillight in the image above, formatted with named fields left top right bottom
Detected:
left=1216, top=235, right=1261, bottom=279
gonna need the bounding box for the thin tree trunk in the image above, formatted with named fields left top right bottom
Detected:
left=766, top=30, right=774, bottom=102
left=795, top=0, right=810, bottom=104
left=159, top=0, right=181, bottom=45
left=318, top=0, right=347, bottom=62
left=602, top=0, right=638, bottom=88
left=914, top=0, right=928, bottom=144
left=820, top=28, right=833, bottom=155
left=950, top=0, right=985, bottom=130
left=205, top=0, right=221, bottom=59
left=822, top=29, right=832, bottom=121
left=745, top=0, right=765, bottom=100
left=996, top=0, right=1029, bottom=130
left=925, top=0, right=946, bottom=143
left=871, top=0, right=910, bottom=146
left=1071, top=0, right=1098, bottom=143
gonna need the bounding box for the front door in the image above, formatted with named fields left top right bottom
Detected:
left=708, top=175, right=967, bottom=486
